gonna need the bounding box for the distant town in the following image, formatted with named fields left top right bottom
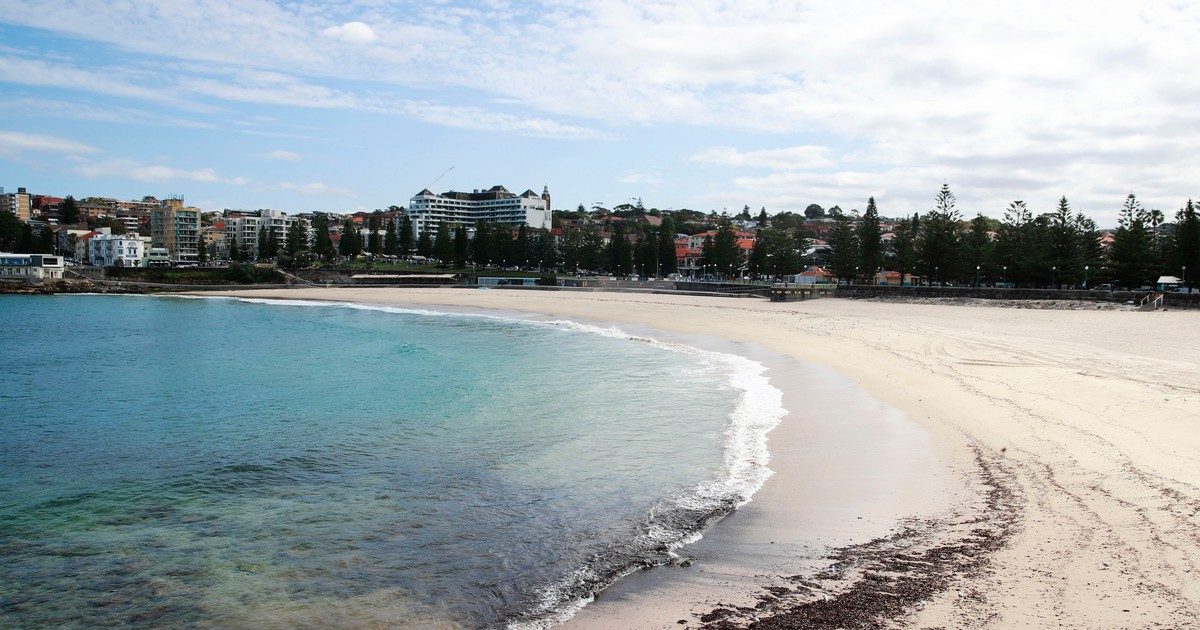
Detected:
left=1, top=182, right=1197, bottom=293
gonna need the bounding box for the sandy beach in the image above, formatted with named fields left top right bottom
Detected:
left=197, top=288, right=1200, bottom=628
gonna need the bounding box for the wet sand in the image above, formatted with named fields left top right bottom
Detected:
left=194, top=288, right=1200, bottom=628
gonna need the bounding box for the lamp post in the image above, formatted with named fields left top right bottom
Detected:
left=934, top=265, right=939, bottom=287
left=1002, top=265, right=1008, bottom=286
left=975, top=265, right=980, bottom=287
left=1052, top=265, right=1057, bottom=290
left=1183, top=265, right=1188, bottom=288
left=1084, top=265, right=1089, bottom=289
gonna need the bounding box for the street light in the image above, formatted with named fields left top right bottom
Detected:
left=1084, top=265, right=1089, bottom=289
left=1052, top=265, right=1057, bottom=289
left=975, top=265, right=980, bottom=287
left=1183, top=265, right=1188, bottom=287
left=1002, top=265, right=1008, bottom=286
left=934, top=265, right=939, bottom=286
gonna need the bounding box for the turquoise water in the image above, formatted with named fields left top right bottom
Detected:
left=0, top=295, right=781, bottom=628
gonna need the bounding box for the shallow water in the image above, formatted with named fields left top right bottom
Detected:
left=0, top=295, right=780, bottom=628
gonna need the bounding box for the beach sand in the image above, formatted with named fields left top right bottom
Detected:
left=197, top=288, right=1200, bottom=628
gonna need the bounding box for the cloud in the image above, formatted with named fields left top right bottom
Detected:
left=321, top=21, right=378, bottom=44
left=4, top=1, right=1200, bottom=219
left=278, top=181, right=355, bottom=197
left=0, top=130, right=98, bottom=156
left=692, top=145, right=835, bottom=170
left=76, top=159, right=249, bottom=185
left=618, top=171, right=663, bottom=185
left=264, top=149, right=301, bottom=161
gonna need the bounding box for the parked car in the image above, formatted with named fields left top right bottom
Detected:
left=1091, top=283, right=1113, bottom=291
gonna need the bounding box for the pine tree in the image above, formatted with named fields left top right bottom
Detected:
left=59, top=195, right=80, bottom=225
left=368, top=212, right=382, bottom=255
left=453, top=225, right=468, bottom=269
left=658, top=214, right=678, bottom=274
left=559, top=227, right=582, bottom=272
left=285, top=219, right=303, bottom=256
left=312, top=214, right=332, bottom=257
left=917, top=184, right=962, bottom=284
left=198, top=235, right=208, bottom=263
left=416, top=230, right=432, bottom=258
left=515, top=224, right=530, bottom=268
left=228, top=232, right=240, bottom=261
left=1173, top=200, right=1199, bottom=289
left=964, top=214, right=993, bottom=286
left=827, top=213, right=859, bottom=282
left=1049, top=196, right=1081, bottom=287
left=258, top=225, right=270, bottom=260
left=857, top=197, right=883, bottom=281
left=385, top=219, right=398, bottom=256
left=1109, top=193, right=1154, bottom=290
left=399, top=214, right=414, bottom=256
left=472, top=221, right=491, bottom=266
left=757, top=207, right=769, bottom=227
left=890, top=217, right=916, bottom=285
left=433, top=222, right=452, bottom=267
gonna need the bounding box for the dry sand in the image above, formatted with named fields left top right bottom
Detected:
left=197, top=288, right=1200, bottom=628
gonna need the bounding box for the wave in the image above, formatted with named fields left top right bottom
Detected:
left=166, top=295, right=787, bottom=628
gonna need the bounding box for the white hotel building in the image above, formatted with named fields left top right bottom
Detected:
left=87, top=229, right=149, bottom=267
left=407, top=185, right=552, bottom=237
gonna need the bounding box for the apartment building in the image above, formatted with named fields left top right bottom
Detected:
left=150, top=197, right=201, bottom=262
left=0, top=187, right=32, bottom=221
left=407, top=185, right=552, bottom=237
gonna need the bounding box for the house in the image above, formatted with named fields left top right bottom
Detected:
left=874, top=270, right=916, bottom=286
left=793, top=266, right=836, bottom=285
left=0, top=252, right=65, bottom=281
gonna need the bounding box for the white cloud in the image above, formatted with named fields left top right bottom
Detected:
left=4, top=1, right=1200, bottom=219
left=692, top=145, right=835, bottom=170
left=618, top=171, right=663, bottom=185
left=264, top=149, right=301, bottom=161
left=76, top=159, right=248, bottom=185
left=0, top=130, right=98, bottom=156
left=321, top=21, right=378, bottom=44
left=278, top=181, right=355, bottom=197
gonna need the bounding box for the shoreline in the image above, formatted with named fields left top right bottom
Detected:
left=187, top=287, right=1200, bottom=628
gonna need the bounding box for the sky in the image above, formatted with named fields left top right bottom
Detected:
left=0, top=0, right=1198, bottom=225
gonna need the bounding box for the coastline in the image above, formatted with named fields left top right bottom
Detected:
left=188, top=288, right=1200, bottom=628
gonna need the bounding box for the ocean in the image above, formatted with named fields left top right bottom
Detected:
left=0, top=294, right=783, bottom=628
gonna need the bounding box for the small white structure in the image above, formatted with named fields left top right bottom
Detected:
left=88, top=228, right=148, bottom=267
left=0, top=252, right=65, bottom=281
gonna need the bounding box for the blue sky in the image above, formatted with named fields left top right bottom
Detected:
left=1, top=1, right=1198, bottom=224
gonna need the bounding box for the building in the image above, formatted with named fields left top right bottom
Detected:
left=0, top=252, right=64, bottom=281
left=1, top=187, right=32, bottom=221
left=87, top=228, right=149, bottom=267
left=223, top=209, right=310, bottom=259
left=407, top=185, right=551, bottom=237
left=150, top=198, right=201, bottom=262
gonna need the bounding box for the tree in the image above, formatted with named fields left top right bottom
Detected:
left=59, top=196, right=80, bottom=225
left=258, top=225, right=270, bottom=260
left=367, top=212, right=382, bottom=255
left=339, top=219, right=360, bottom=257
left=607, top=222, right=634, bottom=275
left=228, top=232, right=240, bottom=261
left=804, top=204, right=825, bottom=219
left=857, top=197, right=883, bottom=281
left=432, top=222, right=452, bottom=266
left=312, top=214, right=333, bottom=257
left=964, top=214, right=993, bottom=286
left=285, top=219, right=307, bottom=256
left=757, top=207, right=769, bottom=227
left=1109, top=193, right=1154, bottom=290
left=917, top=184, right=962, bottom=284
left=827, top=213, right=859, bottom=281
left=399, top=214, right=414, bottom=256
left=657, top=214, right=678, bottom=274
left=384, top=219, right=398, bottom=256
left=36, top=225, right=54, bottom=254
left=703, top=220, right=743, bottom=278
left=197, top=235, right=208, bottom=263
left=890, top=216, right=917, bottom=285
left=1048, top=196, right=1081, bottom=287
left=453, top=225, right=468, bottom=269
left=1174, top=200, right=1200, bottom=289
